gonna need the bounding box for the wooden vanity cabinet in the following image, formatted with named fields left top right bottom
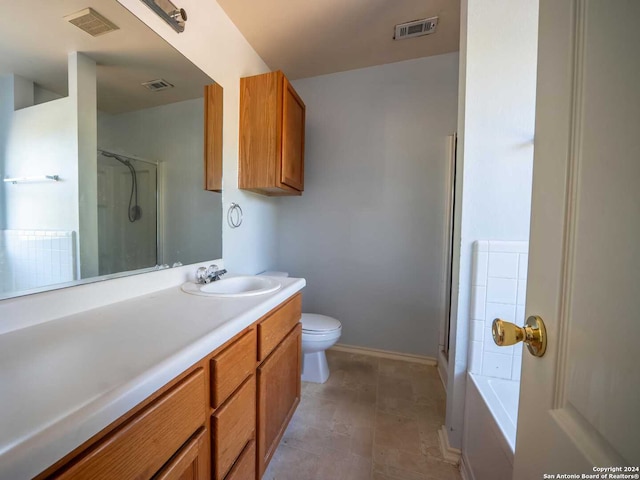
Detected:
left=257, top=324, right=302, bottom=478
left=212, top=376, right=256, bottom=480
left=209, top=328, right=257, bottom=480
left=239, top=71, right=305, bottom=196
left=153, top=427, right=209, bottom=480
left=224, top=440, right=256, bottom=480
left=36, top=293, right=302, bottom=480
left=211, top=329, right=256, bottom=409
left=44, top=369, right=208, bottom=480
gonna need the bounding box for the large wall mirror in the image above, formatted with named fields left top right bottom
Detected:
left=0, top=0, right=222, bottom=300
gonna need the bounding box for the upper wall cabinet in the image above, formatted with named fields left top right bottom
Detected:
left=205, top=82, right=223, bottom=192
left=239, top=71, right=305, bottom=196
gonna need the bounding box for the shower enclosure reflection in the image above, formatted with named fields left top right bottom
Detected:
left=97, top=151, right=158, bottom=275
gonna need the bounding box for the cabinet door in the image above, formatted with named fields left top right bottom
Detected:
left=257, top=324, right=302, bottom=477
left=204, top=82, right=223, bottom=192
left=280, top=77, right=305, bottom=191
left=153, top=427, right=208, bottom=480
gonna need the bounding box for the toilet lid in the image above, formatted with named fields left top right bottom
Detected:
left=301, top=313, right=341, bottom=333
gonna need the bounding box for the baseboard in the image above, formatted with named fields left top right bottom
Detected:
left=437, top=350, right=448, bottom=391
left=438, top=425, right=462, bottom=465
left=459, top=452, right=475, bottom=480
left=330, top=344, right=437, bottom=366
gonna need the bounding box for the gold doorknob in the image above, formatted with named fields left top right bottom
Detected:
left=492, top=315, right=547, bottom=357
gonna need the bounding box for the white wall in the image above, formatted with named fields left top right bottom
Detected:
left=1, top=55, right=97, bottom=283
left=0, top=75, right=12, bottom=230
left=0, top=62, right=95, bottom=294
left=98, top=98, right=222, bottom=266
left=2, top=80, right=78, bottom=233
left=276, top=54, right=459, bottom=357
left=445, top=0, right=538, bottom=449
left=72, top=53, right=99, bottom=279
left=116, top=0, right=278, bottom=275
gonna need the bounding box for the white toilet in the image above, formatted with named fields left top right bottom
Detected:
left=260, top=271, right=342, bottom=383
left=300, top=313, right=342, bottom=383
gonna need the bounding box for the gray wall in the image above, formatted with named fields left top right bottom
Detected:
left=277, top=53, right=459, bottom=357
left=98, top=98, right=223, bottom=266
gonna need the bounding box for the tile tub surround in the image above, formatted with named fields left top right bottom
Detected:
left=263, top=350, right=461, bottom=480
left=0, top=230, right=76, bottom=293
left=468, top=241, right=529, bottom=381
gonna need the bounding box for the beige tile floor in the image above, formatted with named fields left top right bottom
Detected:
left=262, top=350, right=462, bottom=480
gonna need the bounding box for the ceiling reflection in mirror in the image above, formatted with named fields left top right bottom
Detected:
left=0, top=0, right=222, bottom=300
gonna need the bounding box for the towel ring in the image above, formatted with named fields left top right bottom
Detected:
left=227, top=203, right=243, bottom=228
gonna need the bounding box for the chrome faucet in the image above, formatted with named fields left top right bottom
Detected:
left=196, top=264, right=227, bottom=284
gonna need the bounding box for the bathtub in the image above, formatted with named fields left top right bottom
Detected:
left=462, top=373, right=520, bottom=479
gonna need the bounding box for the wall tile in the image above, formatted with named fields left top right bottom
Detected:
left=513, top=343, right=524, bottom=357
left=486, top=278, right=517, bottom=304
left=471, top=320, right=484, bottom=342
left=470, top=286, right=486, bottom=320
left=488, top=253, right=519, bottom=279
left=517, top=280, right=527, bottom=306
left=485, top=302, right=517, bottom=324
left=1, top=230, right=76, bottom=291
left=511, top=354, right=523, bottom=381
left=488, top=241, right=528, bottom=253
left=472, top=252, right=489, bottom=286
left=471, top=240, right=529, bottom=382
left=518, top=254, right=528, bottom=280
left=475, top=240, right=490, bottom=253
left=469, top=341, right=484, bottom=374
left=482, top=352, right=513, bottom=379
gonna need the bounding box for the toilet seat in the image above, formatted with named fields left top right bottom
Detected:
left=301, top=313, right=341, bottom=334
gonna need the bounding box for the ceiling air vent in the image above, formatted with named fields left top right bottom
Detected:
left=141, top=79, right=175, bottom=92
left=64, top=8, right=119, bottom=37
left=393, top=17, right=438, bottom=40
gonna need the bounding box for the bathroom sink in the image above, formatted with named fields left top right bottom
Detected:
left=181, top=276, right=281, bottom=298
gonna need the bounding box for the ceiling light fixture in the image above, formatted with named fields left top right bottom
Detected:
left=140, top=0, right=187, bottom=33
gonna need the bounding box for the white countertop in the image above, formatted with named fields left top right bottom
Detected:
left=0, top=276, right=305, bottom=480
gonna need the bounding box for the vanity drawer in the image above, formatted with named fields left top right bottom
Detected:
left=152, top=426, right=208, bottom=480
left=224, top=440, right=255, bottom=480
left=211, top=329, right=256, bottom=408
left=55, top=368, right=206, bottom=480
left=257, top=293, right=302, bottom=361
left=212, top=375, right=256, bottom=480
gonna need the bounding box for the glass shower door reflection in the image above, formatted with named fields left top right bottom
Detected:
left=97, top=152, right=158, bottom=276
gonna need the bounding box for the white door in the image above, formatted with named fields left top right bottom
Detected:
left=514, top=1, right=640, bottom=477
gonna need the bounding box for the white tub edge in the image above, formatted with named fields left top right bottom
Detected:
left=468, top=373, right=518, bottom=458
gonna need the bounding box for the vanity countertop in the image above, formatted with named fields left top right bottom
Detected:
left=0, top=276, right=305, bottom=480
